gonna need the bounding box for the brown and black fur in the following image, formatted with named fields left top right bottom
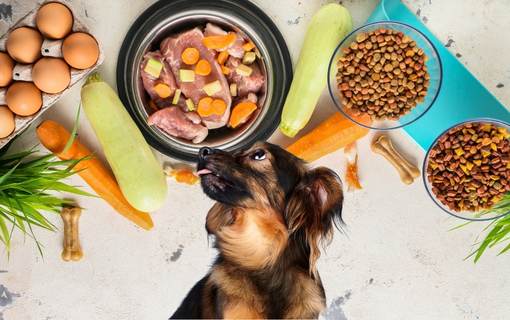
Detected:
left=171, top=142, right=343, bottom=319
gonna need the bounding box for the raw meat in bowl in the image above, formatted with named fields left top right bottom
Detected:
left=148, top=107, right=208, bottom=144
left=141, top=23, right=267, bottom=144
left=161, top=28, right=231, bottom=129
left=140, top=51, right=177, bottom=104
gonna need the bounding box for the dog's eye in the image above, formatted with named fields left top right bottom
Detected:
left=250, top=149, right=266, bottom=161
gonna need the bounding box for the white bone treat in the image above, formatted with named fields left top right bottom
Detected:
left=371, top=135, right=420, bottom=185
left=0, top=0, right=104, bottom=149
left=61, top=206, right=83, bottom=262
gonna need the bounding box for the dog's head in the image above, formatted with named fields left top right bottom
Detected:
left=197, top=142, right=343, bottom=274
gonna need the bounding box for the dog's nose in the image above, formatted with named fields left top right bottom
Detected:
left=199, top=147, right=213, bottom=160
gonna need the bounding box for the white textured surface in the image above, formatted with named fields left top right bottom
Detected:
left=1, top=0, right=510, bottom=319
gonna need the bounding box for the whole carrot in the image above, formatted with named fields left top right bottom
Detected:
left=286, top=112, right=371, bottom=162
left=36, top=120, right=154, bottom=230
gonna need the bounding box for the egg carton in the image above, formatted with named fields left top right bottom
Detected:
left=0, top=0, right=104, bottom=150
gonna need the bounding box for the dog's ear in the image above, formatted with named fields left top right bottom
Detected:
left=284, top=167, right=343, bottom=276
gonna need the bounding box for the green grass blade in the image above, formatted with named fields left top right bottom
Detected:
left=0, top=158, right=23, bottom=185
left=0, top=132, right=91, bottom=256
left=49, top=181, right=95, bottom=197
left=474, top=225, right=503, bottom=263
left=498, top=242, right=510, bottom=255
left=449, top=221, right=472, bottom=231
left=0, top=215, right=10, bottom=250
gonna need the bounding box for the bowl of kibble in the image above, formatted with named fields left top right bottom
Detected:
left=328, top=21, right=442, bottom=130
left=424, top=119, right=510, bottom=221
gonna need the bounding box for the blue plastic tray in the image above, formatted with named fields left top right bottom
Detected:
left=367, top=0, right=510, bottom=150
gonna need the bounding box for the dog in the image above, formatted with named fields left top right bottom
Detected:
left=170, top=142, right=343, bottom=319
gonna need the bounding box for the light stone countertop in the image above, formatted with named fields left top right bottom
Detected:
left=1, top=0, right=509, bottom=319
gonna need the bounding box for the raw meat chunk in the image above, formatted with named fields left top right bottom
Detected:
left=204, top=23, right=245, bottom=58
left=140, top=51, right=177, bottom=102
left=226, top=57, right=265, bottom=97
left=148, top=107, right=208, bottom=143
left=161, top=28, right=231, bottom=129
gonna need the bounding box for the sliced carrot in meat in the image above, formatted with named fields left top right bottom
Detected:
left=203, top=33, right=236, bottom=50
left=197, top=97, right=213, bottom=117
left=153, top=83, right=172, bottom=98
left=211, top=99, right=227, bottom=115
left=221, top=65, right=231, bottom=75
left=195, top=59, right=212, bottom=76
left=217, top=51, right=229, bottom=65
left=228, top=101, right=257, bottom=128
left=181, top=47, right=200, bottom=65
left=198, top=98, right=227, bottom=117
left=242, top=41, right=255, bottom=51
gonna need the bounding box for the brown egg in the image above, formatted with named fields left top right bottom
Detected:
left=6, top=82, right=43, bottom=116
left=36, top=2, right=74, bottom=39
left=0, top=106, right=15, bottom=138
left=0, top=52, right=14, bottom=87
left=62, top=32, right=99, bottom=69
left=6, top=27, right=43, bottom=64
left=32, top=57, right=71, bottom=94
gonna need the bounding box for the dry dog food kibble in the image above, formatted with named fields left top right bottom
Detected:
left=336, top=29, right=430, bottom=120
left=427, top=122, right=510, bottom=212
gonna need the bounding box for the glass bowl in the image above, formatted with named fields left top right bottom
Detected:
left=327, top=21, right=443, bottom=130
left=423, top=118, right=510, bottom=221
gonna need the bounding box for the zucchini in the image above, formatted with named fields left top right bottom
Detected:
left=279, top=3, right=353, bottom=137
left=81, top=73, right=167, bottom=212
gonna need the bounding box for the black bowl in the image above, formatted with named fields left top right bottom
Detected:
left=117, top=0, right=292, bottom=162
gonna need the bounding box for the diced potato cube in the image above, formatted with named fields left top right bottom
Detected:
left=144, top=58, right=163, bottom=78
left=203, top=80, right=222, bottom=96
left=180, top=69, right=195, bottom=82
left=242, top=52, right=257, bottom=65
left=230, top=83, right=237, bottom=97
left=236, top=64, right=253, bottom=76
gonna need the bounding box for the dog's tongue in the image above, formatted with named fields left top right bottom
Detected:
left=197, top=169, right=212, bottom=176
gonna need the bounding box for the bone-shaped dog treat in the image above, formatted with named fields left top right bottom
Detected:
left=371, top=135, right=420, bottom=185
left=61, top=206, right=83, bottom=262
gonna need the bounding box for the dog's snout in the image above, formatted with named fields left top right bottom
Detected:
left=199, top=147, right=213, bottom=160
